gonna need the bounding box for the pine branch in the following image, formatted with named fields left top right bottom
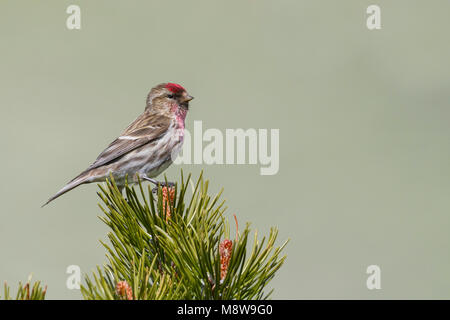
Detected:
left=2, top=276, right=47, bottom=300
left=81, top=171, right=289, bottom=300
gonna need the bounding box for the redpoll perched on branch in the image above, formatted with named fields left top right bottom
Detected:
left=43, top=83, right=193, bottom=207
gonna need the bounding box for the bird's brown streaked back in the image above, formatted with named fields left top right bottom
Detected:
left=84, top=112, right=171, bottom=172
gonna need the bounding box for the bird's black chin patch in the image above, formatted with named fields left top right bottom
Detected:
left=180, top=102, right=189, bottom=110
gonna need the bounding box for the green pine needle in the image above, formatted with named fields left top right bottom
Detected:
left=81, top=171, right=289, bottom=300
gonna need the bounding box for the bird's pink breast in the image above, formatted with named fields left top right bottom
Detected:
left=175, top=108, right=187, bottom=134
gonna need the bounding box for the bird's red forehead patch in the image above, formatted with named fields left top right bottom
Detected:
left=165, top=83, right=185, bottom=93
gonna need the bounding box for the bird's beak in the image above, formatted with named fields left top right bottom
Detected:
left=184, top=95, right=194, bottom=102
left=180, top=93, right=193, bottom=109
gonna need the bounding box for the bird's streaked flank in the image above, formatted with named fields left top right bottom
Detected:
left=43, top=82, right=193, bottom=207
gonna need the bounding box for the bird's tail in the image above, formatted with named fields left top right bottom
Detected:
left=42, top=173, right=89, bottom=207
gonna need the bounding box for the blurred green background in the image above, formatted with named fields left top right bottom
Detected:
left=1, top=0, right=450, bottom=299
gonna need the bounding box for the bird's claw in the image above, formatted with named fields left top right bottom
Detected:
left=141, top=175, right=175, bottom=193
left=151, top=181, right=175, bottom=194
left=152, top=181, right=175, bottom=194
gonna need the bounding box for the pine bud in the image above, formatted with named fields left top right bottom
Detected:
left=115, top=281, right=133, bottom=300
left=162, top=186, right=175, bottom=221
left=219, top=239, right=233, bottom=280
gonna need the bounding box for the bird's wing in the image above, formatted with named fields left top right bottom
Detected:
left=85, top=112, right=172, bottom=171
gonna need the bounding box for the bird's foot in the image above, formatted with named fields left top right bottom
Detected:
left=157, top=181, right=175, bottom=188
left=141, top=174, right=175, bottom=193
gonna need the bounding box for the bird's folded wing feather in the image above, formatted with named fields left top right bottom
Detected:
left=84, top=112, right=171, bottom=171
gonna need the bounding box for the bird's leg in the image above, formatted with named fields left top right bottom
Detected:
left=141, top=174, right=159, bottom=185
left=141, top=174, right=175, bottom=195
left=140, top=174, right=175, bottom=201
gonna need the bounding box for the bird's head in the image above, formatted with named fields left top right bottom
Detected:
left=146, top=83, right=194, bottom=113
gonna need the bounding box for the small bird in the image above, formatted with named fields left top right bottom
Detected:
left=43, top=82, right=193, bottom=207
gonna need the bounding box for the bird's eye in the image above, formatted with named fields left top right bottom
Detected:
left=167, top=94, right=174, bottom=99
